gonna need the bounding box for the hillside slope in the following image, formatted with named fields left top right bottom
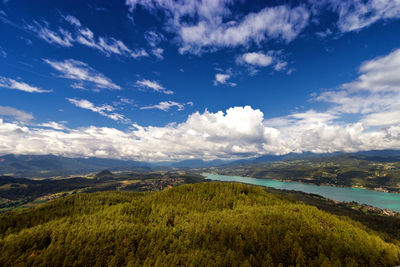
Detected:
left=1, top=182, right=399, bottom=266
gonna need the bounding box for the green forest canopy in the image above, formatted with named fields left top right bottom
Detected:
left=1, top=182, right=399, bottom=266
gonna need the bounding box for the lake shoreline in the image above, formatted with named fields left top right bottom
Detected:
left=202, top=172, right=400, bottom=194
left=204, top=173, right=400, bottom=212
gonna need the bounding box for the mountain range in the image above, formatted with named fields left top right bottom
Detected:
left=1, top=150, right=400, bottom=177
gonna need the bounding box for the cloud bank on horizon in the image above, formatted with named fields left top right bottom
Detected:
left=1, top=0, right=400, bottom=161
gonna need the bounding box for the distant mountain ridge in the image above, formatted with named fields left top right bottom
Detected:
left=1, top=150, right=400, bottom=177
left=225, top=150, right=400, bottom=166
left=155, top=159, right=233, bottom=168
left=0, top=154, right=151, bottom=177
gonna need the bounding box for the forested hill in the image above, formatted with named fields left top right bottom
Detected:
left=1, top=182, right=399, bottom=266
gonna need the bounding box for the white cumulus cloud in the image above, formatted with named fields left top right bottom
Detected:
left=240, top=52, right=273, bottom=67
left=2, top=104, right=400, bottom=161
left=237, top=51, right=288, bottom=73
left=213, top=73, right=236, bottom=87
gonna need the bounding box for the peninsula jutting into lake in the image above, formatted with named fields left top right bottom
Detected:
left=206, top=174, right=400, bottom=211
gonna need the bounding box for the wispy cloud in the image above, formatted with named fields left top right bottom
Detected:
left=0, top=106, right=33, bottom=121
left=0, top=45, right=6, bottom=58
left=144, top=31, right=165, bottom=59
left=116, top=97, right=134, bottom=105
left=63, top=15, right=145, bottom=58
left=2, top=1, right=400, bottom=161
left=310, top=0, right=400, bottom=32
left=126, top=1, right=400, bottom=56
left=62, top=14, right=81, bottom=27
left=140, top=101, right=191, bottom=111
left=151, top=47, right=164, bottom=60
left=131, top=48, right=149, bottom=58
left=26, top=20, right=74, bottom=47
left=342, top=48, right=400, bottom=93
left=127, top=1, right=310, bottom=55
left=136, top=79, right=173, bottom=94
left=144, top=30, right=165, bottom=47
left=274, top=61, right=288, bottom=71
left=315, top=48, right=400, bottom=117
left=3, top=49, right=400, bottom=162
left=44, top=59, right=121, bottom=90
left=37, top=121, right=69, bottom=131
left=67, top=98, right=130, bottom=123
left=0, top=76, right=52, bottom=93
left=16, top=36, right=33, bottom=45
left=335, top=0, right=400, bottom=32
left=25, top=15, right=150, bottom=59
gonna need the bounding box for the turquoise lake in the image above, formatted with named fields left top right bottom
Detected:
left=205, top=174, right=400, bottom=211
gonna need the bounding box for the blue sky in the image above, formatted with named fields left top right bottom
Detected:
left=1, top=0, right=400, bottom=161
